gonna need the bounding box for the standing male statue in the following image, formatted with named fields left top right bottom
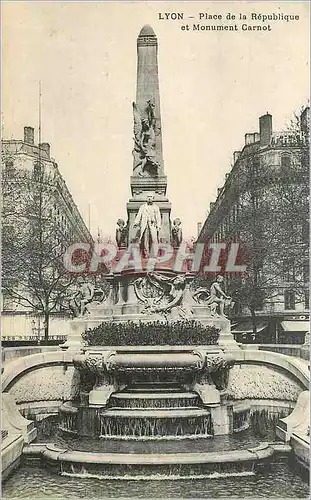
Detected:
left=133, top=192, right=161, bottom=258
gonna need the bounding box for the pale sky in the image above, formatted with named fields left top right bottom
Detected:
left=2, top=1, right=309, bottom=240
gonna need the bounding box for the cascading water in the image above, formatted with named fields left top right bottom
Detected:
left=109, top=392, right=201, bottom=409
left=99, top=414, right=212, bottom=439
left=59, top=460, right=258, bottom=481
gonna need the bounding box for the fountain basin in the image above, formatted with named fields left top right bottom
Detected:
left=22, top=442, right=291, bottom=479
left=61, top=347, right=236, bottom=439
left=74, top=348, right=234, bottom=372
left=290, top=433, right=310, bottom=471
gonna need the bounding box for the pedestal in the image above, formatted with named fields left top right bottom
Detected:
left=60, top=318, right=86, bottom=350
left=192, top=307, right=240, bottom=349
left=300, top=343, right=310, bottom=361
left=89, top=386, right=115, bottom=407
left=193, top=383, right=220, bottom=406
left=218, top=328, right=240, bottom=350
left=209, top=402, right=234, bottom=435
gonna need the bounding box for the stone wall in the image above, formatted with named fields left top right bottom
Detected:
left=1, top=394, right=37, bottom=479
left=241, top=344, right=309, bottom=360
left=2, top=346, right=61, bottom=366
left=228, top=364, right=304, bottom=402
left=8, top=365, right=79, bottom=411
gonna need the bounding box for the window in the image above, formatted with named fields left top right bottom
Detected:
left=302, top=220, right=309, bottom=243
left=281, top=154, right=291, bottom=169
left=304, top=290, right=310, bottom=310
left=5, top=159, right=14, bottom=171
left=33, top=161, right=42, bottom=178
left=236, top=197, right=240, bottom=217
left=283, top=258, right=295, bottom=282
left=233, top=205, right=238, bottom=224
left=252, top=159, right=260, bottom=177
left=251, top=192, right=259, bottom=209
left=284, top=289, right=295, bottom=310
left=303, top=261, right=309, bottom=282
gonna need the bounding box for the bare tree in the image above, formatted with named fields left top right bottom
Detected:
left=2, top=156, right=78, bottom=341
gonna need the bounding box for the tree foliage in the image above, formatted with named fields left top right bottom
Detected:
left=228, top=108, right=309, bottom=332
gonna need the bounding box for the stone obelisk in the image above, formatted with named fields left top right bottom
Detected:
left=127, top=25, right=172, bottom=245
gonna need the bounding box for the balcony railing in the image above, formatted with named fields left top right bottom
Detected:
left=2, top=334, right=67, bottom=342
left=271, top=131, right=307, bottom=147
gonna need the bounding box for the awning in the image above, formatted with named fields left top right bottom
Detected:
left=231, top=321, right=267, bottom=334
left=280, top=321, right=309, bottom=333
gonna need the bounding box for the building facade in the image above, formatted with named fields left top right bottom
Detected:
left=197, top=108, right=310, bottom=343
left=1, top=126, right=93, bottom=339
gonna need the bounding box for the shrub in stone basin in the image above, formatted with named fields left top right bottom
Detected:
left=82, top=320, right=220, bottom=346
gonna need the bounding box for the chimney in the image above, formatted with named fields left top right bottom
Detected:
left=245, top=133, right=256, bottom=145
left=39, top=142, right=50, bottom=158
left=197, top=222, right=202, bottom=236
left=300, top=107, right=310, bottom=137
left=217, top=188, right=222, bottom=196
left=259, top=113, right=272, bottom=146
left=24, top=126, right=35, bottom=144
left=233, top=151, right=241, bottom=163
left=245, top=132, right=259, bottom=146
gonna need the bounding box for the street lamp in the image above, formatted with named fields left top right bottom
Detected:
left=37, top=317, right=42, bottom=345
left=31, top=319, right=36, bottom=338
left=31, top=318, right=41, bottom=344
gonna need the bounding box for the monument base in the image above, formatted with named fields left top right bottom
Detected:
left=209, top=402, right=234, bottom=435
left=60, top=318, right=86, bottom=350
left=62, top=312, right=239, bottom=351
left=59, top=346, right=236, bottom=439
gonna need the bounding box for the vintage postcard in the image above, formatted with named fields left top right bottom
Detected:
left=1, top=1, right=309, bottom=499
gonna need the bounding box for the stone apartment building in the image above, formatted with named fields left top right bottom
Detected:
left=1, top=126, right=93, bottom=339
left=197, top=108, right=310, bottom=343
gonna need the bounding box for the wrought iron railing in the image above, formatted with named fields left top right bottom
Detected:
left=271, top=131, right=307, bottom=147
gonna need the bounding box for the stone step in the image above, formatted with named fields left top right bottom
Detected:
left=112, top=392, right=199, bottom=399
left=109, top=391, right=201, bottom=409
left=102, top=408, right=210, bottom=418
left=25, top=441, right=276, bottom=464
left=126, top=385, right=183, bottom=393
